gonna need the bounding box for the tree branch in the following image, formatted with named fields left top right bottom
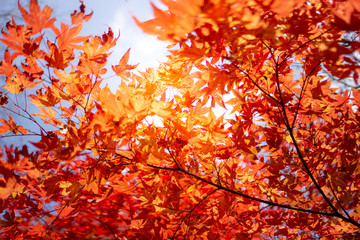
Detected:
left=147, top=164, right=336, bottom=217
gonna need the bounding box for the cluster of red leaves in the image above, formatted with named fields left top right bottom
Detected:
left=0, top=0, right=360, bottom=239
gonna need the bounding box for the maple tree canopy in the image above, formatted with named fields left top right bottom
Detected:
left=0, top=0, right=360, bottom=239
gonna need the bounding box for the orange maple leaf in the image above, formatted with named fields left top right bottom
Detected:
left=18, top=0, right=55, bottom=34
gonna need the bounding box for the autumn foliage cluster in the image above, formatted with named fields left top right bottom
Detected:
left=0, top=0, right=360, bottom=239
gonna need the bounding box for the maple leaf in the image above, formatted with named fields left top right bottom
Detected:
left=58, top=205, right=75, bottom=218
left=30, top=86, right=61, bottom=107
left=45, top=41, right=74, bottom=70
left=80, top=28, right=117, bottom=63
left=112, top=48, right=138, bottom=78
left=70, top=2, right=93, bottom=26
left=332, top=0, right=360, bottom=30
left=0, top=18, right=31, bottom=53
left=0, top=50, right=18, bottom=78
left=131, top=219, right=146, bottom=229
left=0, top=177, right=17, bottom=199
left=27, top=223, right=47, bottom=236
left=0, top=0, right=360, bottom=239
left=0, top=116, right=28, bottom=135
left=3, top=68, right=42, bottom=94
left=51, top=23, right=88, bottom=52
left=18, top=0, right=55, bottom=34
